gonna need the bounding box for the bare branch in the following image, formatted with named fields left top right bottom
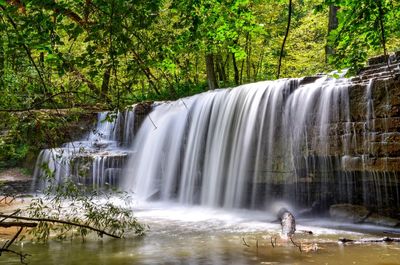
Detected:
left=0, top=222, right=38, bottom=228
left=339, top=237, right=400, bottom=244
left=0, top=248, right=30, bottom=265
left=289, top=236, right=302, bottom=252
left=270, top=236, right=276, bottom=248
left=0, top=209, right=21, bottom=223
left=242, top=237, right=250, bottom=247
left=3, top=227, right=23, bottom=249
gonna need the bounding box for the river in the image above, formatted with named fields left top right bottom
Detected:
left=2, top=202, right=399, bottom=265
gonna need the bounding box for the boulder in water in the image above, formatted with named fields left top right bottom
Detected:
left=330, top=204, right=400, bottom=227
left=329, top=204, right=370, bottom=223
left=364, top=213, right=400, bottom=227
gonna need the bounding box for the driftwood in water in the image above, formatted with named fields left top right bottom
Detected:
left=275, top=208, right=303, bottom=251
left=277, top=208, right=296, bottom=238
left=339, top=237, right=400, bottom=244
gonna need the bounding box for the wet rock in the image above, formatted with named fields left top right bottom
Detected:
left=365, top=213, right=400, bottom=227
left=299, top=76, right=323, bottom=85
left=134, top=102, right=154, bottom=134
left=329, top=204, right=370, bottom=223
left=135, top=101, right=153, bottom=115
left=0, top=180, right=32, bottom=195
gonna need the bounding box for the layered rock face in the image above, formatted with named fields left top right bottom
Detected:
left=33, top=102, right=152, bottom=189
left=290, top=54, right=400, bottom=214
left=337, top=54, right=400, bottom=171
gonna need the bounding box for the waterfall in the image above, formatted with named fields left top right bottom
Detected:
left=33, top=110, right=134, bottom=189
left=122, top=77, right=357, bottom=209
left=32, top=72, right=400, bottom=212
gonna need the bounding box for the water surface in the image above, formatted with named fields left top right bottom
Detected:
left=1, top=203, right=399, bottom=265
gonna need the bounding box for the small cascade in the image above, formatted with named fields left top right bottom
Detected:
left=33, top=110, right=136, bottom=189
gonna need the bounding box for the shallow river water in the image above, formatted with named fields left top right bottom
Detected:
left=1, top=202, right=400, bottom=265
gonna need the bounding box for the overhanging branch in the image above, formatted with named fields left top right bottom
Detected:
left=0, top=214, right=121, bottom=238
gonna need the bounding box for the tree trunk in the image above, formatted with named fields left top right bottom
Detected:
left=205, top=54, right=217, bottom=90
left=101, top=66, right=111, bottom=99
left=326, top=5, right=339, bottom=61
left=215, top=54, right=226, bottom=84
left=277, top=0, right=292, bottom=79
left=232, top=53, right=239, bottom=86
left=195, top=55, right=199, bottom=84
left=0, top=36, right=4, bottom=87
left=246, top=33, right=251, bottom=82
left=377, top=0, right=387, bottom=57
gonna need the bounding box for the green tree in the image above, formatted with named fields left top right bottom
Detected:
left=326, top=0, right=400, bottom=74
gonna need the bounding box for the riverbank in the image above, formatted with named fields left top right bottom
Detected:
left=0, top=168, right=32, bottom=195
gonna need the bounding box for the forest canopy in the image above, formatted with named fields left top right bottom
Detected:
left=0, top=0, right=399, bottom=167
left=0, top=0, right=399, bottom=110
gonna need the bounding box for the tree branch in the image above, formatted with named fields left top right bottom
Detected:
left=2, top=227, right=23, bottom=249
left=0, top=214, right=121, bottom=238
left=0, top=222, right=38, bottom=228
left=0, top=248, right=30, bottom=265
left=377, top=0, right=387, bottom=57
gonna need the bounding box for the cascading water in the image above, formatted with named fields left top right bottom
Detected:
left=122, top=77, right=361, bottom=209
left=33, top=110, right=135, bottom=189
left=32, top=63, right=400, bottom=213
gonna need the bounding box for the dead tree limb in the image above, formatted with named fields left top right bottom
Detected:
left=0, top=222, right=38, bottom=228
left=339, top=237, right=400, bottom=244
left=270, top=237, right=276, bottom=248
left=0, top=248, right=30, bottom=265
left=0, top=226, right=30, bottom=265
left=242, top=238, right=250, bottom=247
left=289, top=236, right=302, bottom=252
left=3, top=227, right=23, bottom=249
left=0, top=196, right=17, bottom=205
left=0, top=209, right=21, bottom=223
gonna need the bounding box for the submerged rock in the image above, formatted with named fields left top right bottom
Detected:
left=364, top=213, right=400, bottom=227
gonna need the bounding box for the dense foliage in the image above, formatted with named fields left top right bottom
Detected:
left=0, top=0, right=399, bottom=167
left=323, top=0, right=400, bottom=73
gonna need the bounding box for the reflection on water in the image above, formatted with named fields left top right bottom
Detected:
left=1, top=203, right=400, bottom=265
